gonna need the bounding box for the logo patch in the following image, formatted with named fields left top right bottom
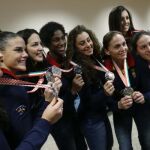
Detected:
left=16, top=105, right=26, bottom=115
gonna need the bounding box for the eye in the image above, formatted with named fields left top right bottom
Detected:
left=79, top=41, right=85, bottom=46
left=87, top=37, right=91, bottom=43
left=14, top=47, right=24, bottom=53
left=32, top=42, right=39, bottom=47
left=114, top=44, right=120, bottom=49
left=122, top=41, right=127, bottom=47
left=126, top=16, right=129, bottom=20
left=52, top=37, right=60, bottom=42
left=139, top=45, right=146, bottom=50
left=61, top=36, right=66, bottom=40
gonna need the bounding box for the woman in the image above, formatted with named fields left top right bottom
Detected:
left=66, top=25, right=114, bottom=150
left=39, top=21, right=67, bottom=67
left=17, top=29, right=49, bottom=82
left=40, top=22, right=87, bottom=150
left=17, top=28, right=62, bottom=117
left=108, top=5, right=138, bottom=48
left=0, top=31, right=63, bottom=149
left=131, top=31, right=150, bottom=149
left=103, top=31, right=150, bottom=150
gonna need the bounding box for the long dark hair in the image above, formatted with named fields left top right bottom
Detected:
left=66, top=25, right=102, bottom=85
left=109, top=5, right=135, bottom=33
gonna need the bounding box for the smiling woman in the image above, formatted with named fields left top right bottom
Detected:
left=66, top=25, right=114, bottom=150
left=0, top=33, right=27, bottom=73
left=108, top=5, right=138, bottom=49
left=103, top=30, right=150, bottom=150
left=0, top=31, right=63, bottom=150
left=17, top=29, right=49, bottom=84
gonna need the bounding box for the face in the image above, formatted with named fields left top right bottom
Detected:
left=75, top=31, right=93, bottom=56
left=136, top=35, right=150, bottom=62
left=50, top=30, right=66, bottom=56
left=1, top=36, right=28, bottom=73
left=105, top=34, right=128, bottom=63
left=120, top=10, right=130, bottom=35
left=27, top=33, right=43, bottom=62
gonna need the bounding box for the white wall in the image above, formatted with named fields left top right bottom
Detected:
left=0, top=0, right=150, bottom=42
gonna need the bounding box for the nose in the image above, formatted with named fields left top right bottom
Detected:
left=120, top=44, right=128, bottom=52
left=0, top=52, right=3, bottom=58
left=23, top=50, right=28, bottom=58
left=124, top=18, right=128, bottom=23
left=59, top=39, right=66, bottom=45
left=38, top=44, right=43, bottom=51
left=0, top=52, right=3, bottom=61
left=85, top=41, right=91, bottom=48
left=147, top=44, right=150, bottom=52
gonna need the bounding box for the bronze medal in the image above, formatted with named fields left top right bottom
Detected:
left=121, top=87, right=134, bottom=96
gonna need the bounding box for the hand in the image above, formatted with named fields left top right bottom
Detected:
left=44, top=77, right=62, bottom=102
left=71, top=74, right=84, bottom=95
left=118, top=96, right=133, bottom=110
left=44, top=82, right=54, bottom=103
left=103, top=80, right=115, bottom=96
left=53, top=76, right=62, bottom=94
left=132, top=91, right=145, bottom=104
left=42, top=98, right=63, bottom=124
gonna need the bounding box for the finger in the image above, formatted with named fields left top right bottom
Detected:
left=50, top=97, right=57, bottom=106
left=54, top=98, right=64, bottom=109
left=53, top=74, right=61, bottom=78
left=134, top=97, right=144, bottom=102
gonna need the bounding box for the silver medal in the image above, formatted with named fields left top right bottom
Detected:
left=105, top=71, right=115, bottom=81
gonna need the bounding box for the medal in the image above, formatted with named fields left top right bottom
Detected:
left=105, top=71, right=115, bottom=81
left=73, top=65, right=82, bottom=74
left=93, top=58, right=115, bottom=81
left=51, top=66, right=62, bottom=77
left=46, top=66, right=62, bottom=82
left=113, top=59, right=134, bottom=96
left=121, top=87, right=134, bottom=96
left=45, top=66, right=62, bottom=98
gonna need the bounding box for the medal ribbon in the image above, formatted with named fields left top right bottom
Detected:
left=16, top=66, right=73, bottom=78
left=112, top=59, right=130, bottom=87
left=71, top=60, right=113, bottom=77
left=0, top=77, right=52, bottom=93
left=93, top=59, right=109, bottom=73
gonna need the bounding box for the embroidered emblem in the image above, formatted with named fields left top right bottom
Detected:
left=16, top=105, right=26, bottom=115
left=130, top=68, right=136, bottom=78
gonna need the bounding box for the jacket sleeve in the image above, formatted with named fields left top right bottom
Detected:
left=0, top=130, right=11, bottom=150
left=16, top=119, right=52, bottom=150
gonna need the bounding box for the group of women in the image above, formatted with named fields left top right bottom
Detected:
left=0, top=5, right=150, bottom=150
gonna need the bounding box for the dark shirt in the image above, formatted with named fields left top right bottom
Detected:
left=135, top=56, right=150, bottom=104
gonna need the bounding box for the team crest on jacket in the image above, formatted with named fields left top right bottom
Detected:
left=16, top=105, right=27, bottom=115
left=130, top=68, right=136, bottom=78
